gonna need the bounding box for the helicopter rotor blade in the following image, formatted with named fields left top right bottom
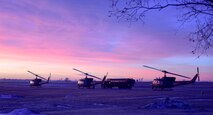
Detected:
left=105, top=72, right=108, bottom=77
left=143, top=65, right=190, bottom=79
left=73, top=68, right=101, bottom=80
left=166, top=71, right=190, bottom=79
left=27, top=70, right=37, bottom=76
left=143, top=65, right=164, bottom=72
left=87, top=74, right=101, bottom=80
left=73, top=68, right=87, bottom=74
left=27, top=70, right=47, bottom=80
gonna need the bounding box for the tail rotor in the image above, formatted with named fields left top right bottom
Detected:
left=47, top=73, right=51, bottom=83
left=102, top=72, right=108, bottom=83
left=197, top=67, right=200, bottom=82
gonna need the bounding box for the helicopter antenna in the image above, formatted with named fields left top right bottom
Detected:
left=143, top=65, right=190, bottom=79
left=73, top=68, right=101, bottom=80
left=27, top=70, right=47, bottom=80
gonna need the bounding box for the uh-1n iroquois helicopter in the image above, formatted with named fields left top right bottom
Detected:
left=27, top=70, right=51, bottom=87
left=143, top=65, right=200, bottom=90
left=73, top=68, right=108, bottom=88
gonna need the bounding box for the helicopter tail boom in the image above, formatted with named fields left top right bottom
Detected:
left=191, top=74, right=198, bottom=83
left=173, top=67, right=199, bottom=87
left=39, top=73, right=51, bottom=85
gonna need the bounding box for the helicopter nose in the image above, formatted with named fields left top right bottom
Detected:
left=30, top=81, right=34, bottom=85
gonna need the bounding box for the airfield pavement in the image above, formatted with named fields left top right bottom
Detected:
left=0, top=80, right=213, bottom=115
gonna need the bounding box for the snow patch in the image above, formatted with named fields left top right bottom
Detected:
left=0, top=108, right=44, bottom=115
left=55, top=104, right=73, bottom=109
left=93, top=103, right=104, bottom=106
left=143, top=97, right=190, bottom=109
left=0, top=94, right=24, bottom=99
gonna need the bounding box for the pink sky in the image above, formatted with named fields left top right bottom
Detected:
left=0, top=0, right=212, bottom=81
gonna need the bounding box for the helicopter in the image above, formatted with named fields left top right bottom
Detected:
left=27, top=70, right=51, bottom=87
left=143, top=65, right=200, bottom=90
left=73, top=68, right=108, bottom=88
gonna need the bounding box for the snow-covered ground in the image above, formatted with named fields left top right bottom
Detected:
left=0, top=81, right=213, bottom=115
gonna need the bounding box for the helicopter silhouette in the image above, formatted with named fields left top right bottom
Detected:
left=73, top=68, right=108, bottom=88
left=27, top=70, right=51, bottom=87
left=143, top=65, right=200, bottom=90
